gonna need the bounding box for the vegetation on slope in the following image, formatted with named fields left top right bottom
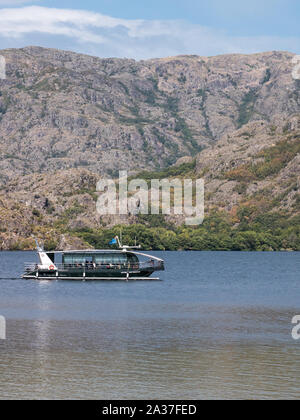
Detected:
left=72, top=210, right=300, bottom=251
left=224, top=135, right=300, bottom=182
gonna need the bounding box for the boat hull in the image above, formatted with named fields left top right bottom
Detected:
left=23, top=267, right=158, bottom=281
left=22, top=276, right=161, bottom=281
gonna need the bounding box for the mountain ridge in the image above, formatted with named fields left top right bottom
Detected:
left=0, top=47, right=298, bottom=180
left=0, top=47, right=299, bottom=250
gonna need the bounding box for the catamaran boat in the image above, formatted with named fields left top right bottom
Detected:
left=22, top=237, right=165, bottom=281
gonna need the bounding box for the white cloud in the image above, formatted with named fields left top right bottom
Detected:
left=0, top=1, right=39, bottom=4
left=0, top=6, right=298, bottom=59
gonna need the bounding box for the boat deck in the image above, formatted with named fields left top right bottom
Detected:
left=22, top=275, right=162, bottom=281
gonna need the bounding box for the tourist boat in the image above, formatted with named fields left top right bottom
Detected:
left=22, top=238, right=165, bottom=281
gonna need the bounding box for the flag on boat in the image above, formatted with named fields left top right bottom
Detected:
left=109, top=237, right=117, bottom=245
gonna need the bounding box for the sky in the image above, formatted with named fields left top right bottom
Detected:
left=0, top=0, right=299, bottom=59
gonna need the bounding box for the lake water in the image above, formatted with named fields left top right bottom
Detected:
left=0, top=251, right=300, bottom=400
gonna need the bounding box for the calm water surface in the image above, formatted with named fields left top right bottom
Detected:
left=0, top=251, right=300, bottom=399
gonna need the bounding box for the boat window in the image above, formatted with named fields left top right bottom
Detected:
left=94, top=253, right=127, bottom=264
left=47, top=253, right=55, bottom=263
left=62, top=252, right=137, bottom=265
left=127, top=254, right=139, bottom=264
left=63, top=254, right=86, bottom=264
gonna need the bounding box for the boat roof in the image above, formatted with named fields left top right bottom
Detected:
left=43, top=249, right=164, bottom=262
left=48, top=249, right=135, bottom=254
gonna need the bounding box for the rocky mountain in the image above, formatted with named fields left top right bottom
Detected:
left=0, top=47, right=299, bottom=181
left=0, top=47, right=299, bottom=250
left=197, top=115, right=300, bottom=214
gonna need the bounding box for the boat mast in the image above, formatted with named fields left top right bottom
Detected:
left=114, top=233, right=141, bottom=251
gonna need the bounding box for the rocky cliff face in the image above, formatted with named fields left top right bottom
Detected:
left=0, top=47, right=299, bottom=182
left=197, top=115, right=300, bottom=214
left=0, top=47, right=299, bottom=249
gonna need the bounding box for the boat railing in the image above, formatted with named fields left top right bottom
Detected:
left=24, top=260, right=164, bottom=272
left=24, top=263, right=38, bottom=271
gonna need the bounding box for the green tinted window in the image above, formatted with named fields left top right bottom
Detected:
left=94, top=253, right=128, bottom=264
left=128, top=254, right=139, bottom=263
left=63, top=252, right=138, bottom=264
left=63, top=254, right=86, bottom=264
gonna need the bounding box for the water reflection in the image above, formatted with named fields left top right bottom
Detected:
left=0, top=251, right=300, bottom=399
left=0, top=313, right=299, bottom=400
